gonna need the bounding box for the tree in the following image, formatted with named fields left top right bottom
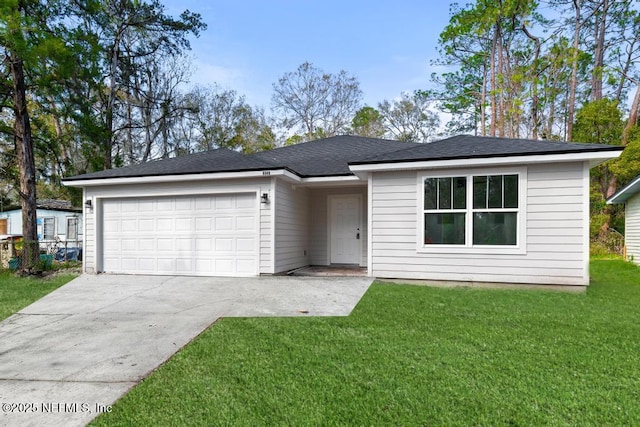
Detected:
left=272, top=62, right=362, bottom=141
left=0, top=0, right=83, bottom=272
left=378, top=92, right=440, bottom=143
left=432, top=0, right=640, bottom=142
left=189, top=85, right=275, bottom=153
left=573, top=98, right=624, bottom=234
left=351, top=106, right=386, bottom=138
left=87, top=0, right=205, bottom=170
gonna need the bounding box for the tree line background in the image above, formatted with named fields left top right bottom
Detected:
left=1, top=0, right=639, bottom=269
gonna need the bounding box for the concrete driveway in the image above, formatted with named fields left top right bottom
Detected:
left=0, top=274, right=373, bottom=427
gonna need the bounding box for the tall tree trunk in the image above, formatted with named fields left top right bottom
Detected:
left=490, top=25, right=498, bottom=137
left=567, top=0, right=582, bottom=141
left=480, top=62, right=487, bottom=136
left=622, top=81, right=640, bottom=145
left=104, top=38, right=121, bottom=170
left=591, top=0, right=608, bottom=101
left=10, top=52, right=39, bottom=272
left=522, top=24, right=541, bottom=139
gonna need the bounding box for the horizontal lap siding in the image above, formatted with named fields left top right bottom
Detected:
left=274, top=181, right=309, bottom=273
left=84, top=178, right=272, bottom=274
left=625, top=194, right=640, bottom=264
left=526, top=163, right=584, bottom=271
left=370, top=163, right=587, bottom=286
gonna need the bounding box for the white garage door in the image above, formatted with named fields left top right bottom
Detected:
left=102, top=193, right=258, bottom=276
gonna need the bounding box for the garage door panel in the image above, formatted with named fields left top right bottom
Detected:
left=176, top=259, right=192, bottom=272
left=103, top=219, right=120, bottom=233
left=214, top=259, right=234, bottom=274
left=236, top=259, right=255, bottom=274
left=195, top=259, right=214, bottom=273
left=139, top=238, right=155, bottom=251
left=176, top=199, right=192, bottom=210
left=236, top=238, right=255, bottom=252
left=175, top=218, right=192, bottom=231
left=157, top=199, right=173, bottom=211
left=120, top=258, right=137, bottom=271
left=121, top=221, right=137, bottom=232
left=195, top=198, right=212, bottom=210
left=138, top=200, right=155, bottom=211
left=121, top=238, right=137, bottom=251
left=214, top=196, right=233, bottom=209
left=236, top=216, right=254, bottom=230
left=175, top=238, right=192, bottom=251
left=195, top=238, right=212, bottom=251
left=215, top=238, right=233, bottom=252
left=214, top=217, right=233, bottom=231
left=196, top=217, right=213, bottom=231
left=156, top=258, right=175, bottom=272
left=236, top=196, right=255, bottom=209
left=102, top=194, right=257, bottom=276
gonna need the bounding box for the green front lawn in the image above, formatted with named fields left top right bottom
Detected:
left=94, top=260, right=640, bottom=426
left=0, top=271, right=77, bottom=321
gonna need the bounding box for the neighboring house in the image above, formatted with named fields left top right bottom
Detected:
left=0, top=200, right=83, bottom=247
left=607, top=175, right=640, bottom=263
left=63, top=135, right=622, bottom=288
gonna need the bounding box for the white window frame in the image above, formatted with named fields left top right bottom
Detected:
left=42, top=217, right=56, bottom=241
left=417, top=166, right=527, bottom=255
left=66, top=216, right=79, bottom=240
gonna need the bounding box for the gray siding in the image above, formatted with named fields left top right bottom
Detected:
left=273, top=180, right=310, bottom=273
left=309, top=186, right=367, bottom=266
left=625, top=193, right=640, bottom=264
left=370, top=162, right=588, bottom=286
left=84, top=177, right=272, bottom=274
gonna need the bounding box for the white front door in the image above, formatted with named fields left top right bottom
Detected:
left=329, top=194, right=361, bottom=265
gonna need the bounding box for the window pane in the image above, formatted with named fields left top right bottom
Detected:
left=473, top=212, right=517, bottom=245
left=453, top=177, right=467, bottom=209
left=424, top=213, right=465, bottom=245
left=488, top=175, right=503, bottom=208
left=504, top=175, right=518, bottom=208
left=424, top=178, right=437, bottom=210
left=438, top=178, right=451, bottom=209
left=44, top=218, right=55, bottom=240
left=473, top=176, right=487, bottom=209
left=67, top=218, right=78, bottom=240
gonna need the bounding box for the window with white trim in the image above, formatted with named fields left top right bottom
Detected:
left=472, top=175, right=518, bottom=245
left=43, top=217, right=55, bottom=240
left=423, top=177, right=467, bottom=245
left=422, top=173, right=520, bottom=247
left=67, top=217, right=79, bottom=240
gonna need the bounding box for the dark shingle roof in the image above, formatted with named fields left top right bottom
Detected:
left=351, top=135, right=622, bottom=165
left=64, top=135, right=622, bottom=182
left=64, top=147, right=280, bottom=181
left=249, top=135, right=413, bottom=177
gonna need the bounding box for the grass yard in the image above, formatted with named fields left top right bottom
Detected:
left=93, top=259, right=640, bottom=426
left=0, top=271, right=77, bottom=321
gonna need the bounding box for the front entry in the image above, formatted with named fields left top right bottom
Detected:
left=329, top=194, right=362, bottom=265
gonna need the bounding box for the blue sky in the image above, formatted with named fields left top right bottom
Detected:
left=163, top=1, right=456, bottom=109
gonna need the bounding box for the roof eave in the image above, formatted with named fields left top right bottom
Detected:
left=349, top=149, right=623, bottom=173
left=607, top=174, right=640, bottom=204
left=63, top=168, right=300, bottom=187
